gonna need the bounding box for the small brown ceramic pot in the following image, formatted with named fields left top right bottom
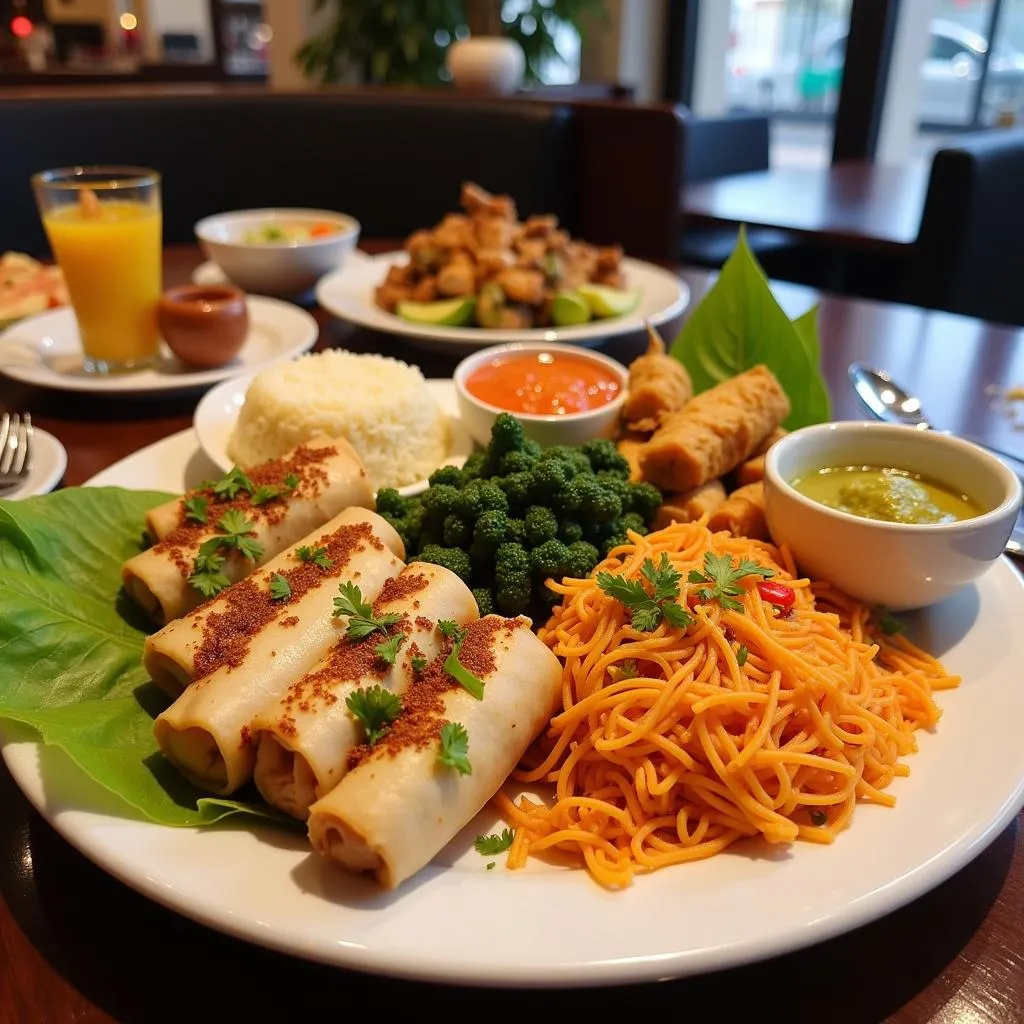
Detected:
left=158, top=284, right=249, bottom=368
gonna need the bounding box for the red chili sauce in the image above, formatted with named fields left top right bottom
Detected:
left=465, top=351, right=622, bottom=417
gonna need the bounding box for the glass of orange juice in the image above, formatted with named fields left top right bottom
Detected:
left=32, top=166, right=162, bottom=375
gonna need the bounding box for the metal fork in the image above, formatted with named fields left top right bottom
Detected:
left=0, top=413, right=33, bottom=493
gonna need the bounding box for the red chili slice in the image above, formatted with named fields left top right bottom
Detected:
left=757, top=581, right=795, bottom=609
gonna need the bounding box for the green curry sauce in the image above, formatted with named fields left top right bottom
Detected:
left=791, top=466, right=982, bottom=525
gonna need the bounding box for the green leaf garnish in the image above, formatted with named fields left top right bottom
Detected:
left=297, top=544, right=332, bottom=569
left=215, top=509, right=263, bottom=562
left=251, top=474, right=299, bottom=506
left=597, top=553, right=694, bottom=632
left=737, top=644, right=749, bottom=667
left=283, top=472, right=300, bottom=490
left=474, top=828, right=514, bottom=856
left=268, top=573, right=291, bottom=601
left=332, top=581, right=402, bottom=640
left=878, top=609, right=907, bottom=636
left=614, top=659, right=638, bottom=681
left=345, top=685, right=402, bottom=745
left=437, top=619, right=460, bottom=639
left=189, top=540, right=231, bottom=597
left=669, top=226, right=830, bottom=430
left=182, top=496, right=208, bottom=524
left=411, top=654, right=428, bottom=672
left=688, top=552, right=774, bottom=612
left=375, top=632, right=405, bottom=665
left=437, top=721, right=471, bottom=775
left=440, top=621, right=485, bottom=700
left=210, top=466, right=254, bottom=500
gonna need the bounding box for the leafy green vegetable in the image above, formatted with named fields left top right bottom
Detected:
left=188, top=546, right=230, bottom=598
left=438, top=620, right=485, bottom=700
left=346, top=685, right=402, bottom=745
left=737, top=644, right=749, bottom=667
left=411, top=654, right=428, bottom=673
left=669, top=226, right=830, bottom=430
left=268, top=573, right=291, bottom=601
left=596, top=553, right=693, bottom=632
left=374, top=632, right=405, bottom=666
left=210, top=466, right=254, bottom=500
left=688, top=552, right=774, bottom=612
left=296, top=544, right=331, bottom=569
left=332, top=581, right=402, bottom=641
left=251, top=474, right=299, bottom=506
left=215, top=510, right=263, bottom=561
left=0, top=488, right=292, bottom=828
left=437, top=721, right=471, bottom=775
left=182, top=496, right=208, bottom=524
left=474, top=828, right=514, bottom=856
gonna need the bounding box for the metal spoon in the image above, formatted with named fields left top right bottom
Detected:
left=848, top=362, right=1024, bottom=559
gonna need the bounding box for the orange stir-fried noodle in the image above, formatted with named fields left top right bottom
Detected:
left=496, top=520, right=959, bottom=889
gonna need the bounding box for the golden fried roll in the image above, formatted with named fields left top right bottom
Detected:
left=736, top=427, right=789, bottom=486
left=622, top=326, right=693, bottom=433
left=652, top=480, right=727, bottom=531
left=152, top=509, right=406, bottom=795
left=617, top=431, right=648, bottom=483
left=708, top=482, right=768, bottom=540
left=123, top=437, right=373, bottom=627
left=144, top=507, right=403, bottom=699
left=251, top=563, right=479, bottom=820
left=639, top=365, right=790, bottom=492
left=308, top=616, right=561, bottom=889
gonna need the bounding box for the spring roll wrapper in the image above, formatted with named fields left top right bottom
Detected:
left=616, top=431, right=648, bottom=483
left=708, top=482, right=769, bottom=540
left=124, top=438, right=374, bottom=627
left=308, top=616, right=562, bottom=889
left=145, top=499, right=184, bottom=543
left=652, top=479, right=727, bottom=531
left=153, top=509, right=405, bottom=795
left=639, top=365, right=790, bottom=493
left=144, top=505, right=403, bottom=697
left=735, top=427, right=789, bottom=487
left=252, top=562, right=479, bottom=820
left=621, top=332, right=693, bottom=433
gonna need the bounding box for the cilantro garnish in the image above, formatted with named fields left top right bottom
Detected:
left=411, top=654, right=428, bottom=673
left=736, top=644, right=749, bottom=667
left=332, top=581, right=402, bottom=640
left=438, top=620, right=485, bottom=700
left=214, top=510, right=263, bottom=561
left=375, top=632, right=406, bottom=666
left=188, top=544, right=230, bottom=597
left=183, top=496, right=208, bottom=524
left=296, top=545, right=332, bottom=569
left=688, top=552, right=774, bottom=612
left=284, top=472, right=300, bottom=490
left=596, top=553, right=694, bottom=632
left=345, top=685, right=402, bottom=745
left=615, top=659, right=639, bottom=681
left=474, top=828, right=514, bottom=856
left=210, top=466, right=254, bottom=500
left=186, top=511, right=264, bottom=597
left=268, top=573, right=291, bottom=601
left=877, top=609, right=906, bottom=636
left=251, top=474, right=300, bottom=506
left=437, top=721, right=471, bottom=775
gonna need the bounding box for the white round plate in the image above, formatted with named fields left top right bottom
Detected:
left=315, top=251, right=690, bottom=350
left=3, top=431, right=1024, bottom=987
left=0, top=297, right=318, bottom=394
left=0, top=426, right=67, bottom=499
left=193, top=376, right=474, bottom=498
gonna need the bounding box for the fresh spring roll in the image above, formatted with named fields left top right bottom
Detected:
left=123, top=436, right=373, bottom=626
left=152, top=507, right=405, bottom=795
left=144, top=506, right=404, bottom=697
left=251, top=562, right=479, bottom=820
left=307, top=615, right=562, bottom=889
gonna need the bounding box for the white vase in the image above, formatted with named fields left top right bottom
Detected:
left=446, top=36, right=525, bottom=95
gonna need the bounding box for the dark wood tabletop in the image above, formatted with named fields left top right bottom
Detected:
left=1, top=245, right=1023, bottom=1024
left=682, top=160, right=931, bottom=254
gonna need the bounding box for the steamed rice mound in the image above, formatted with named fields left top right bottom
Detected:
left=227, top=350, right=449, bottom=490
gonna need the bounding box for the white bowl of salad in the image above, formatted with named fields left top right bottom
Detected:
left=195, top=208, right=361, bottom=296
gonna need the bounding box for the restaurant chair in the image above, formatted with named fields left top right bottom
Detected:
left=904, top=128, right=1024, bottom=326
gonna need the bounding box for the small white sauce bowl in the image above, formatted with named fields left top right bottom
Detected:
left=195, top=208, right=360, bottom=297
left=453, top=341, right=628, bottom=448
left=764, top=421, right=1023, bottom=611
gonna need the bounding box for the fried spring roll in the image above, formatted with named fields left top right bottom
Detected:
left=152, top=509, right=405, bottom=795
left=123, top=437, right=373, bottom=626
left=639, top=365, right=790, bottom=492
left=617, top=430, right=648, bottom=483
left=252, top=563, right=478, bottom=820
left=735, top=427, right=788, bottom=486
left=308, top=616, right=561, bottom=889
left=652, top=480, right=727, bottom=531
left=708, top=482, right=768, bottom=540
left=144, top=506, right=404, bottom=698
left=621, top=325, right=692, bottom=433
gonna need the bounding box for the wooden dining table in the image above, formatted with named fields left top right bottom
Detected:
left=1, top=245, right=1023, bottom=1024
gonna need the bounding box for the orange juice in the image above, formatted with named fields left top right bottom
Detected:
left=43, top=200, right=162, bottom=368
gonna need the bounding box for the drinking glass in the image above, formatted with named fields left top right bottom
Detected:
left=32, top=166, right=162, bottom=374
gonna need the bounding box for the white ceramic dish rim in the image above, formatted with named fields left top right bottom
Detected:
left=766, top=421, right=1024, bottom=535
left=194, top=208, right=362, bottom=250
left=453, top=341, right=629, bottom=425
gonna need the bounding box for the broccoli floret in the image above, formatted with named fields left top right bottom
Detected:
left=421, top=484, right=462, bottom=526
left=565, top=541, right=600, bottom=578
left=374, top=487, right=409, bottom=519
left=458, top=480, right=509, bottom=522
left=582, top=438, right=631, bottom=477
left=558, top=518, right=584, bottom=543
left=595, top=471, right=632, bottom=507
left=529, top=459, right=570, bottom=503
left=384, top=502, right=425, bottom=553
left=554, top=475, right=597, bottom=514
left=494, top=542, right=532, bottom=615
left=626, top=480, right=663, bottom=521
left=461, top=450, right=487, bottom=481
left=497, top=471, right=533, bottom=509
left=541, top=446, right=591, bottom=477
left=597, top=530, right=629, bottom=558
left=442, top=514, right=470, bottom=548
left=472, top=586, right=496, bottom=617
left=489, top=413, right=526, bottom=455
left=524, top=438, right=542, bottom=458
left=471, top=509, right=511, bottom=556
left=499, top=449, right=537, bottom=475
left=412, top=544, right=472, bottom=584
left=583, top=485, right=622, bottom=524
left=530, top=538, right=571, bottom=580
left=620, top=511, right=647, bottom=536
left=524, top=505, right=559, bottom=547
left=508, top=517, right=526, bottom=545
left=428, top=464, right=464, bottom=488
